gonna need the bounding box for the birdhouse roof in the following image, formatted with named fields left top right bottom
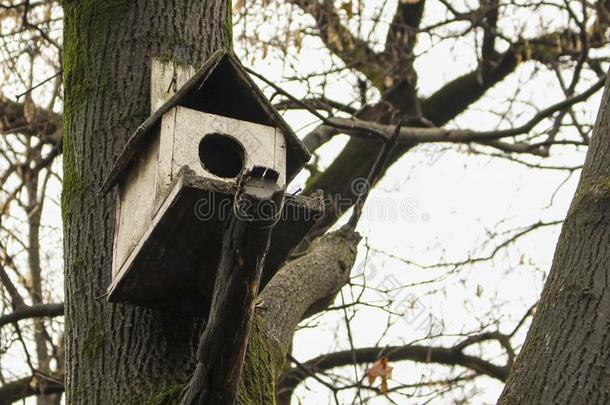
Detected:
left=100, top=50, right=311, bottom=194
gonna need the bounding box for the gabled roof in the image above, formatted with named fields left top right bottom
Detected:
left=100, top=50, right=310, bottom=194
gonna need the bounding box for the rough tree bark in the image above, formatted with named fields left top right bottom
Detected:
left=62, top=1, right=231, bottom=403
left=498, top=74, right=610, bottom=404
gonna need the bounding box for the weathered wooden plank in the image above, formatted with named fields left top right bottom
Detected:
left=111, top=134, right=161, bottom=277
left=154, top=108, right=176, bottom=210
left=151, top=58, right=197, bottom=113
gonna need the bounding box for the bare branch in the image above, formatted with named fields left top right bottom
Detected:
left=0, top=303, right=64, bottom=328
left=0, top=94, right=62, bottom=145
left=0, top=374, right=63, bottom=405
left=285, top=0, right=388, bottom=86
left=329, top=76, right=605, bottom=146
left=278, top=343, right=508, bottom=402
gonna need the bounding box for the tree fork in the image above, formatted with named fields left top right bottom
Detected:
left=181, top=167, right=285, bottom=405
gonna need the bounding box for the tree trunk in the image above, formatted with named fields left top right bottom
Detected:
left=62, top=1, right=232, bottom=403
left=24, top=158, right=54, bottom=405
left=498, top=75, right=610, bottom=404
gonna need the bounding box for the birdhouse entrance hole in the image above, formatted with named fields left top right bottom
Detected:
left=198, top=133, right=245, bottom=178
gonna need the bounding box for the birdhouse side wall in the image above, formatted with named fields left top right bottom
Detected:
left=112, top=132, right=161, bottom=278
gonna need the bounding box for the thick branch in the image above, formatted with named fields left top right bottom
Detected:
left=0, top=95, right=62, bottom=144
left=0, top=263, right=26, bottom=309
left=328, top=75, right=605, bottom=145
left=235, top=227, right=361, bottom=404
left=480, top=0, right=499, bottom=61
left=384, top=0, right=426, bottom=56
left=380, top=0, right=426, bottom=98
left=278, top=343, right=508, bottom=397
left=0, top=303, right=64, bottom=328
left=257, top=227, right=361, bottom=355
left=423, top=25, right=609, bottom=126
left=302, top=124, right=339, bottom=153
left=422, top=49, right=519, bottom=126
left=0, top=375, right=64, bottom=405
left=285, top=0, right=388, bottom=86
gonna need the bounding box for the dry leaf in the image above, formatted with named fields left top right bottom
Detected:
left=233, top=0, right=245, bottom=13
left=341, top=1, right=353, bottom=19
left=366, top=357, right=393, bottom=394
left=327, top=28, right=344, bottom=52
left=294, top=30, right=303, bottom=50
left=384, top=75, right=394, bottom=88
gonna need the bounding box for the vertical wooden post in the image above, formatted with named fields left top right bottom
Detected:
left=181, top=166, right=285, bottom=405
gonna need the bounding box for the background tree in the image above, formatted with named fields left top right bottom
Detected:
left=0, top=0, right=608, bottom=404
left=498, top=72, right=610, bottom=404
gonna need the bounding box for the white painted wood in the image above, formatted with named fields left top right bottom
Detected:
left=150, top=59, right=196, bottom=113
left=108, top=174, right=186, bottom=295
left=154, top=108, right=177, bottom=209
left=169, top=106, right=287, bottom=187
left=112, top=134, right=160, bottom=277
left=274, top=128, right=287, bottom=176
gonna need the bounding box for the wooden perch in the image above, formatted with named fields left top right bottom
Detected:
left=181, top=166, right=285, bottom=405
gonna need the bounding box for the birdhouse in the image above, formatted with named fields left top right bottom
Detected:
left=100, top=50, right=323, bottom=316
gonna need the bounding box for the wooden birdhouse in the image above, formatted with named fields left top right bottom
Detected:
left=100, top=50, right=322, bottom=316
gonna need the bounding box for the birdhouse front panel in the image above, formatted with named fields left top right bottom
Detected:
left=154, top=106, right=287, bottom=206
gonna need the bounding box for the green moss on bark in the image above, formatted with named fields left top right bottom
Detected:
left=147, top=384, right=184, bottom=405
left=62, top=0, right=129, bottom=109
left=225, top=0, right=234, bottom=49
left=237, top=316, right=284, bottom=405
left=61, top=0, right=129, bottom=221
left=117, top=383, right=184, bottom=405
left=60, top=132, right=84, bottom=222
left=82, top=321, right=102, bottom=363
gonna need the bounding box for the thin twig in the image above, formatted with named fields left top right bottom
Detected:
left=347, top=120, right=402, bottom=228
left=15, top=71, right=62, bottom=102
